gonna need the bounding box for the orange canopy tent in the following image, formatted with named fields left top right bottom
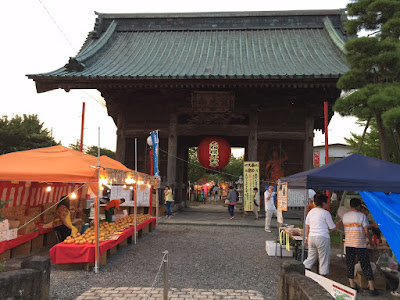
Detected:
left=0, top=146, right=140, bottom=272
left=0, top=145, right=132, bottom=184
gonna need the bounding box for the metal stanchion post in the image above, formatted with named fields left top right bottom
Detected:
left=163, top=250, right=169, bottom=300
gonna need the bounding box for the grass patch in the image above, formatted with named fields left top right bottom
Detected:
left=293, top=224, right=341, bottom=245
left=330, top=231, right=342, bottom=245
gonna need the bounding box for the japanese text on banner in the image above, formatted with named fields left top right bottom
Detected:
left=243, top=161, right=259, bottom=212
left=277, top=182, right=288, bottom=211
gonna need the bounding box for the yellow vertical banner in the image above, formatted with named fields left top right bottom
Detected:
left=243, top=161, right=260, bottom=212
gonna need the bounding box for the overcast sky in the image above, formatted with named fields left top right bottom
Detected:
left=1, top=0, right=362, bottom=153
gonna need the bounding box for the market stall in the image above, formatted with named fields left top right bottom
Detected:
left=280, top=153, right=400, bottom=295
left=0, top=146, right=159, bottom=269
left=50, top=217, right=156, bottom=265
left=281, top=153, right=400, bottom=261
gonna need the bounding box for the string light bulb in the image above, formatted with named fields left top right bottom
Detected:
left=70, top=192, right=77, bottom=199
left=46, top=186, right=52, bottom=192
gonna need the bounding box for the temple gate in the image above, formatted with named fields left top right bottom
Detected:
left=29, top=10, right=349, bottom=204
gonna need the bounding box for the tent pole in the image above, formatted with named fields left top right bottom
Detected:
left=324, top=101, right=331, bottom=209
left=135, top=138, right=138, bottom=172
left=156, top=184, right=159, bottom=223
left=301, top=189, right=309, bottom=262
left=134, top=173, right=138, bottom=245
left=94, top=127, right=101, bottom=273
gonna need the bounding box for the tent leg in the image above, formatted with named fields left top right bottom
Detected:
left=301, top=190, right=308, bottom=262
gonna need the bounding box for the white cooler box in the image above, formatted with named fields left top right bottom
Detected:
left=266, top=241, right=293, bottom=257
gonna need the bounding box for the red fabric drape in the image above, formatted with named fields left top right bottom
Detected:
left=49, top=218, right=156, bottom=264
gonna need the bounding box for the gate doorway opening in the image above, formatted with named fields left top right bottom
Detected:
left=187, top=147, right=244, bottom=204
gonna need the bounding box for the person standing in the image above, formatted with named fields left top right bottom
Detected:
left=306, top=189, right=317, bottom=215
left=227, top=186, right=237, bottom=220
left=343, top=198, right=378, bottom=296
left=253, top=187, right=260, bottom=220
left=264, top=185, right=276, bottom=232
left=303, top=195, right=336, bottom=276
left=164, top=186, right=174, bottom=219
left=105, top=198, right=125, bottom=223
left=214, top=185, right=220, bottom=202
left=202, top=184, right=207, bottom=203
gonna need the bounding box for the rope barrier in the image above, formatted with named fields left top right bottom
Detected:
left=16, top=183, right=88, bottom=231
left=146, top=251, right=168, bottom=297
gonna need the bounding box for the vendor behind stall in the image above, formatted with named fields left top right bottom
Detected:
left=105, top=198, right=125, bottom=223
left=53, top=196, right=78, bottom=241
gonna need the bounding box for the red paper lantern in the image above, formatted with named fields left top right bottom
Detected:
left=197, top=137, right=231, bottom=169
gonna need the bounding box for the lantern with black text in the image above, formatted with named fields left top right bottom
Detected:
left=197, top=137, right=231, bottom=169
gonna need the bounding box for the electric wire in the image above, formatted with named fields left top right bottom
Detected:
left=158, top=147, right=275, bottom=185
left=36, top=0, right=77, bottom=52
left=36, top=0, right=107, bottom=109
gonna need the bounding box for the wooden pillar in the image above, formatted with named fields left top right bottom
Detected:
left=303, top=113, right=314, bottom=171
left=182, top=146, right=189, bottom=199
left=248, top=107, right=258, bottom=161
left=175, top=141, right=184, bottom=203
left=167, top=111, right=177, bottom=187
left=115, top=114, right=126, bottom=163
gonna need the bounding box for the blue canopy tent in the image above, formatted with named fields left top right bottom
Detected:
left=281, top=153, right=400, bottom=261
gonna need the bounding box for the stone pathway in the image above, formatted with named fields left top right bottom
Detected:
left=76, top=287, right=263, bottom=300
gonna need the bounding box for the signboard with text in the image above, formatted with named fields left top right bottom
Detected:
left=277, top=182, right=288, bottom=211
left=314, top=151, right=320, bottom=168
left=243, top=162, right=260, bottom=212
left=136, top=185, right=151, bottom=207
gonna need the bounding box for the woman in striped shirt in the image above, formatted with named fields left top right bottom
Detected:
left=342, top=198, right=378, bottom=296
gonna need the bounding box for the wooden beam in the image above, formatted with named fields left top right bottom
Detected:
left=258, top=131, right=305, bottom=140
left=177, top=124, right=249, bottom=136
left=124, top=128, right=168, bottom=137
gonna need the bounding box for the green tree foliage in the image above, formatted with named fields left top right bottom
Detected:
left=334, top=0, right=400, bottom=161
left=68, top=141, right=115, bottom=159
left=219, top=155, right=244, bottom=182
left=188, top=148, right=206, bottom=183
left=345, top=120, right=399, bottom=163
left=187, top=147, right=244, bottom=183
left=69, top=141, right=80, bottom=151
left=86, top=146, right=115, bottom=159
left=0, top=114, right=58, bottom=154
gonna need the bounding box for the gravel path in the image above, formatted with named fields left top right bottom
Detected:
left=50, top=224, right=281, bottom=300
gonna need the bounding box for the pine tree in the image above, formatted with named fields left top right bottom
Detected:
left=333, top=0, right=400, bottom=161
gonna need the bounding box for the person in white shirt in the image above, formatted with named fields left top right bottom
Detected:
left=303, top=194, right=336, bottom=276
left=253, top=187, right=260, bottom=220
left=330, top=191, right=338, bottom=203
left=264, top=185, right=276, bottom=232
